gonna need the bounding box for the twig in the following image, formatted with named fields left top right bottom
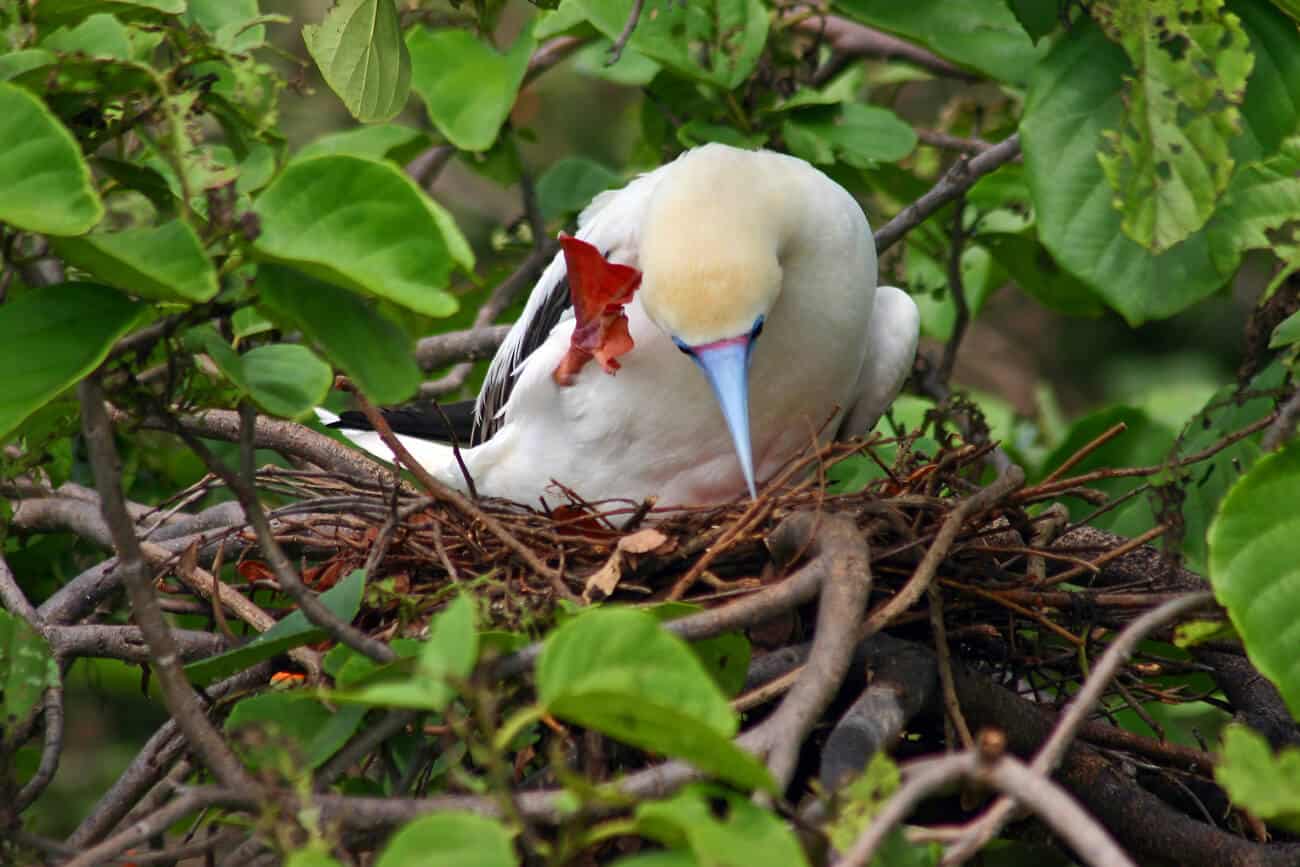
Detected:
left=607, top=0, right=645, bottom=63
left=874, top=135, right=1021, bottom=254
left=61, top=787, right=245, bottom=867
left=859, top=466, right=1024, bottom=638
left=940, top=592, right=1214, bottom=864
left=77, top=378, right=255, bottom=791
left=1041, top=423, right=1129, bottom=485
left=414, top=324, right=511, bottom=371
left=792, top=14, right=978, bottom=84
left=938, top=194, right=969, bottom=385
left=45, top=624, right=230, bottom=663
left=928, top=584, right=974, bottom=750
left=916, top=129, right=993, bottom=153
left=0, top=550, right=38, bottom=625
left=1261, top=387, right=1300, bottom=451
left=350, top=392, right=570, bottom=596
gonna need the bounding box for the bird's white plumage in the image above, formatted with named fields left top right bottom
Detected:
left=333, top=144, right=920, bottom=509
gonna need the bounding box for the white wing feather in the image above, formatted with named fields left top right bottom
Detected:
left=474, top=164, right=670, bottom=433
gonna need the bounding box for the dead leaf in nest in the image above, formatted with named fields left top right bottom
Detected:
left=617, top=528, right=671, bottom=555
left=583, top=554, right=624, bottom=603
left=583, top=529, right=673, bottom=602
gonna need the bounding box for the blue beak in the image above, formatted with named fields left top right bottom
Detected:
left=689, top=337, right=757, bottom=499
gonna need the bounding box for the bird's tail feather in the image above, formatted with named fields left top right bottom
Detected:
left=314, top=408, right=462, bottom=487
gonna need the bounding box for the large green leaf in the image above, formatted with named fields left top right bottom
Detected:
left=1092, top=0, right=1253, bottom=252
left=225, top=691, right=367, bottom=769
left=1215, top=725, right=1300, bottom=833
left=376, top=813, right=518, bottom=867
left=294, top=123, right=431, bottom=164
left=328, top=594, right=477, bottom=710
left=0, top=82, right=103, bottom=235
left=537, top=608, right=774, bottom=791
left=406, top=28, right=535, bottom=152
left=54, top=220, right=219, bottom=302
left=0, top=610, right=59, bottom=728
left=782, top=104, right=917, bottom=168
left=1022, top=4, right=1300, bottom=324
left=1022, top=21, right=1227, bottom=324
left=636, top=785, right=810, bottom=867
left=41, top=12, right=138, bottom=60
left=34, top=0, right=185, bottom=27
left=0, top=283, right=143, bottom=442
left=1206, top=137, right=1300, bottom=273
left=832, top=0, right=1049, bottom=84
left=573, top=0, right=768, bottom=89
left=194, top=327, right=333, bottom=419
left=1208, top=441, right=1300, bottom=717
left=184, top=568, right=367, bottom=686
left=256, top=266, right=421, bottom=406
left=303, top=0, right=411, bottom=123
left=186, top=0, right=266, bottom=52
left=253, top=155, right=472, bottom=318
left=536, top=157, right=622, bottom=220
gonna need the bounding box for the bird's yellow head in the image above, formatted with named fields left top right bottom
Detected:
left=635, top=146, right=795, bottom=498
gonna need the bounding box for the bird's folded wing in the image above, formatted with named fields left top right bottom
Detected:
left=474, top=163, right=671, bottom=441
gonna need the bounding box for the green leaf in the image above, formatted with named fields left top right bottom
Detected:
left=1092, top=0, right=1253, bottom=252
left=254, top=155, right=472, bottom=317
left=0, top=82, right=103, bottom=235
left=0, top=283, right=143, bottom=442
left=1006, top=0, right=1060, bottom=43
left=303, top=0, right=411, bottom=123
left=1207, top=137, right=1300, bottom=274
left=54, top=220, right=219, bottom=302
left=41, top=12, right=135, bottom=60
left=536, top=157, right=622, bottom=221
left=648, top=602, right=752, bottom=697
left=824, top=754, right=942, bottom=865
left=0, top=49, right=57, bottom=81
left=537, top=608, right=774, bottom=791
left=1022, top=3, right=1300, bottom=324
left=186, top=0, right=266, bottom=52
left=610, top=854, right=698, bottom=867
left=232, top=307, right=275, bottom=339
left=226, top=691, right=367, bottom=768
left=980, top=231, right=1105, bottom=317
left=376, top=813, right=518, bottom=867
left=1022, top=20, right=1226, bottom=324
left=574, top=0, right=768, bottom=89
left=256, top=266, right=421, bottom=406
left=0, top=610, right=59, bottom=728
left=573, top=40, right=661, bottom=86
left=1215, top=725, right=1300, bottom=832
left=636, top=785, right=810, bottom=867
left=184, top=568, right=366, bottom=686
left=676, top=121, right=767, bottom=151
left=328, top=594, right=477, bottom=710
left=406, top=28, right=535, bottom=152
left=1271, top=309, right=1300, bottom=348
left=1208, top=441, right=1300, bottom=717
left=285, top=850, right=346, bottom=867
left=194, top=327, right=332, bottom=418
left=833, top=0, right=1049, bottom=84
left=781, top=104, right=917, bottom=168
left=34, top=0, right=185, bottom=27
left=295, top=123, right=431, bottom=164
left=241, top=345, right=334, bottom=418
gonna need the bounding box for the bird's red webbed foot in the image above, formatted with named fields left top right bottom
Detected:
left=552, top=234, right=643, bottom=386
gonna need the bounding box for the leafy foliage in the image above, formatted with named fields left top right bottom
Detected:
left=1209, top=441, right=1300, bottom=717
left=1215, top=725, right=1300, bottom=832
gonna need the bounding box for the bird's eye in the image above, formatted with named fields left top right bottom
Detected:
left=672, top=336, right=694, bottom=355
left=751, top=315, right=765, bottom=339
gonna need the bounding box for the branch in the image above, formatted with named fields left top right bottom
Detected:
left=0, top=550, right=38, bottom=625
left=607, top=0, right=645, bottom=63
left=77, top=379, right=256, bottom=792
left=14, top=684, right=64, bottom=812
left=415, top=324, right=512, bottom=371
left=874, top=134, right=1022, bottom=254
left=61, top=787, right=245, bottom=867
left=942, top=592, right=1215, bottom=864
left=792, top=14, right=978, bottom=84
left=45, top=623, right=230, bottom=663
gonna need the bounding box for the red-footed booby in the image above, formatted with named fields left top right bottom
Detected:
left=322, top=144, right=919, bottom=508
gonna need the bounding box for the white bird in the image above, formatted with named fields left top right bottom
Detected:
left=323, top=144, right=919, bottom=509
